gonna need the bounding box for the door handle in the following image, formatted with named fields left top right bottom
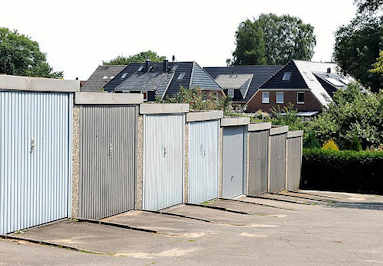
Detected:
left=30, top=138, right=35, bottom=153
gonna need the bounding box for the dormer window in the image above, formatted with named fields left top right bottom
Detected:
left=178, top=72, right=185, bottom=80
left=282, top=72, right=292, bottom=81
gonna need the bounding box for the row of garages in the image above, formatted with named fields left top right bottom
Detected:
left=0, top=75, right=303, bottom=234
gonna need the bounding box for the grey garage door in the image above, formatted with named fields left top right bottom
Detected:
left=222, top=126, right=245, bottom=198
left=79, top=105, right=137, bottom=219
left=143, top=114, right=184, bottom=211
left=287, top=136, right=302, bottom=191
left=248, top=130, right=269, bottom=195
left=0, top=91, right=72, bottom=234
left=269, top=133, right=287, bottom=193
left=188, top=120, right=219, bottom=204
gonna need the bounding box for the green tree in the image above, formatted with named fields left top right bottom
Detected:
left=232, top=19, right=267, bottom=65
left=232, top=14, right=316, bottom=65
left=370, top=50, right=383, bottom=74
left=334, top=15, right=383, bottom=92
left=355, top=0, right=383, bottom=13
left=103, top=50, right=165, bottom=65
left=0, top=27, right=63, bottom=78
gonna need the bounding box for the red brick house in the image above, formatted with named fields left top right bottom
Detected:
left=246, top=60, right=353, bottom=115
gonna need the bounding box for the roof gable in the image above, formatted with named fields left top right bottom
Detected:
left=81, top=65, right=126, bottom=92
left=260, top=61, right=308, bottom=90
left=204, top=65, right=282, bottom=101
left=189, top=63, right=222, bottom=91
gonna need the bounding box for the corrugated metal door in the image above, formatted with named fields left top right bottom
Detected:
left=79, top=105, right=137, bottom=219
left=143, top=114, right=184, bottom=211
left=222, top=126, right=245, bottom=198
left=287, top=137, right=302, bottom=191
left=269, top=133, right=287, bottom=193
left=188, top=120, right=219, bottom=204
left=248, top=130, right=269, bottom=195
left=0, top=91, right=72, bottom=234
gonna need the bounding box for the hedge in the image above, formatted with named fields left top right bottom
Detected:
left=301, top=149, right=383, bottom=195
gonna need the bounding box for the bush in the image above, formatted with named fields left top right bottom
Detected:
left=303, top=131, right=321, bottom=149
left=301, top=149, right=383, bottom=194
left=322, top=139, right=339, bottom=151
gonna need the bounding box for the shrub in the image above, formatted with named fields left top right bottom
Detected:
left=303, top=131, right=321, bottom=149
left=322, top=139, right=339, bottom=151
left=301, top=149, right=383, bottom=194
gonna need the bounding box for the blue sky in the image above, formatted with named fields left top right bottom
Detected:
left=1, top=0, right=356, bottom=80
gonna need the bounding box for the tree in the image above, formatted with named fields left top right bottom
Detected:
left=334, top=15, right=383, bottom=92
left=370, top=50, right=383, bottom=74
left=232, top=19, right=267, bottom=65
left=232, top=14, right=316, bottom=65
left=308, top=82, right=383, bottom=150
left=103, top=50, right=166, bottom=65
left=0, top=27, right=63, bottom=78
left=355, top=0, right=383, bottom=13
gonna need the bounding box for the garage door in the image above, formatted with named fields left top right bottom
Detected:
left=79, top=106, right=137, bottom=219
left=222, top=126, right=245, bottom=198
left=0, top=91, right=72, bottom=234
left=188, top=120, right=219, bottom=204
left=143, top=114, right=184, bottom=211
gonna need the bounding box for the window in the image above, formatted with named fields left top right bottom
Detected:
left=276, top=92, right=284, bottom=104
left=121, top=73, right=128, bottom=79
left=326, top=78, right=344, bottom=87
left=102, top=76, right=108, bottom=79
left=177, top=72, right=185, bottom=80
left=297, top=92, right=305, bottom=104
left=109, top=76, right=114, bottom=79
left=143, top=92, right=148, bottom=101
left=228, top=89, right=234, bottom=98
left=138, top=66, right=144, bottom=72
left=282, top=72, right=292, bottom=81
left=262, top=92, right=270, bottom=104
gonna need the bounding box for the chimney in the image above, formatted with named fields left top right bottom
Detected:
left=327, top=67, right=331, bottom=74
left=163, top=59, right=168, bottom=72
left=145, top=59, right=151, bottom=72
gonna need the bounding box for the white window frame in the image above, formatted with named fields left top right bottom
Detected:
left=262, top=92, right=270, bottom=104
left=297, top=92, right=305, bottom=104
left=276, top=92, right=284, bottom=104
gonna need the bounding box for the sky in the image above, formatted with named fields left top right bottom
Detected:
left=1, top=0, right=357, bottom=80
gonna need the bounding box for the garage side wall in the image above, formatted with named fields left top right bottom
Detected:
left=248, top=130, right=270, bottom=195
left=269, top=128, right=288, bottom=193
left=287, top=132, right=303, bottom=191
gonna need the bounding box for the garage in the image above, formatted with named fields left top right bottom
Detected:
left=269, top=126, right=288, bottom=193
left=75, top=92, right=143, bottom=219
left=141, top=104, right=188, bottom=211
left=0, top=75, right=78, bottom=234
left=247, top=122, right=271, bottom=196
left=221, top=117, right=250, bottom=199
left=186, top=111, right=222, bottom=204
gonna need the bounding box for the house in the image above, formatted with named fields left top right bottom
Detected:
left=104, top=60, right=224, bottom=101
left=81, top=65, right=126, bottom=92
left=246, top=60, right=353, bottom=114
left=204, top=65, right=282, bottom=106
